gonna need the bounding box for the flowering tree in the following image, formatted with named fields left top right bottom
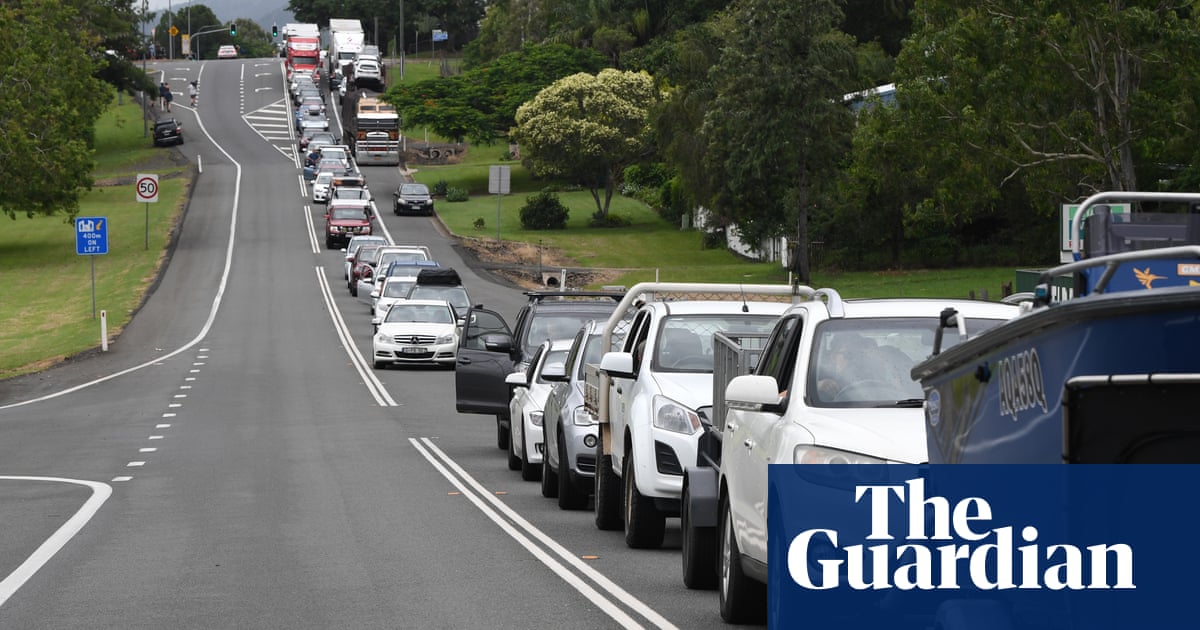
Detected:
left=511, top=68, right=660, bottom=220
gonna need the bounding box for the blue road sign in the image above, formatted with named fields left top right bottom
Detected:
left=76, top=216, right=109, bottom=255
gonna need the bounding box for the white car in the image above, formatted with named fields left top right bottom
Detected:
left=679, top=292, right=1020, bottom=622
left=341, top=235, right=388, bottom=281
left=370, top=275, right=419, bottom=324
left=217, top=45, right=238, bottom=59
left=312, top=172, right=334, bottom=203
left=372, top=299, right=459, bottom=369
left=505, top=339, right=573, bottom=481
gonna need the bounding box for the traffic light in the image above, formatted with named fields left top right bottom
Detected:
left=271, top=24, right=278, bottom=38
left=229, top=23, right=236, bottom=37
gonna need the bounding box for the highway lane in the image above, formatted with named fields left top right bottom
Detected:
left=0, top=59, right=744, bottom=628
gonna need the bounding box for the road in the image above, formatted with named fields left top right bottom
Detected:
left=0, top=59, right=744, bottom=628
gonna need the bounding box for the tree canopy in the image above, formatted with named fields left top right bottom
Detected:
left=0, top=0, right=106, bottom=220
left=385, top=43, right=606, bottom=144
left=511, top=69, right=659, bottom=219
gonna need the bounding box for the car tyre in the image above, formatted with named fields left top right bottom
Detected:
left=593, top=442, right=622, bottom=531
left=682, top=479, right=717, bottom=589
left=507, top=422, right=521, bottom=471
left=623, top=449, right=665, bottom=548
left=325, top=237, right=334, bottom=249
left=541, top=438, right=558, bottom=498
left=373, top=360, right=384, bottom=370
left=496, top=415, right=509, bottom=450
left=557, top=431, right=588, bottom=510
left=719, top=498, right=766, bottom=624
left=520, top=429, right=540, bottom=482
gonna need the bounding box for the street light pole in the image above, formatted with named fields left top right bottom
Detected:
left=142, top=0, right=148, bottom=136
left=168, top=0, right=173, bottom=59
left=398, top=0, right=404, bottom=81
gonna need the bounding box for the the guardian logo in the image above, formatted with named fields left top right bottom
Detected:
left=787, top=478, right=1135, bottom=591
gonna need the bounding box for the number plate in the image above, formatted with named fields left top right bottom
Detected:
left=401, top=346, right=425, bottom=354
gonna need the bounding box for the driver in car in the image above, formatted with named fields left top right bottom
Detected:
left=816, top=334, right=875, bottom=401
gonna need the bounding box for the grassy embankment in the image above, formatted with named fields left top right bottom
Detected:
left=0, top=95, right=191, bottom=379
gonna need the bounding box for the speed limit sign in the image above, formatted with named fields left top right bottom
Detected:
left=136, top=173, right=159, bottom=203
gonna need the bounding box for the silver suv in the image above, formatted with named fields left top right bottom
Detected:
left=540, top=321, right=605, bottom=509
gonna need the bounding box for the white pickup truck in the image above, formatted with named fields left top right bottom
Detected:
left=583, top=282, right=805, bottom=550
left=679, top=289, right=1019, bottom=624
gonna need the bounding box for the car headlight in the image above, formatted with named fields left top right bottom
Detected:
left=652, top=395, right=700, bottom=434
left=436, top=333, right=454, bottom=344
left=572, top=405, right=596, bottom=426
left=530, top=411, right=544, bottom=427
left=793, top=445, right=887, bottom=465
left=375, top=333, right=389, bottom=343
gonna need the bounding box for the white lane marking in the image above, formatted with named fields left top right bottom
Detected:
left=303, top=204, right=320, bottom=254
left=139, top=448, right=157, bottom=453
left=112, top=476, right=132, bottom=482
left=127, top=462, right=145, bottom=467
left=410, top=439, right=676, bottom=630
left=148, top=435, right=164, bottom=440
left=167, top=404, right=182, bottom=408
left=0, top=477, right=112, bottom=608
left=156, top=423, right=172, bottom=428
left=313, top=267, right=396, bottom=406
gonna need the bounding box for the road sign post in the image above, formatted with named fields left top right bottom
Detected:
left=488, top=165, right=511, bottom=241
left=76, top=216, right=109, bottom=319
left=136, top=173, right=159, bottom=250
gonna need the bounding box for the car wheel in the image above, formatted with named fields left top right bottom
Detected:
left=623, top=447, right=665, bottom=549
left=496, top=415, right=509, bottom=450
left=373, top=361, right=384, bottom=370
left=593, top=441, right=622, bottom=531
left=682, top=479, right=717, bottom=589
left=719, top=498, right=766, bottom=623
left=349, top=280, right=358, bottom=297
left=394, top=206, right=400, bottom=216
left=557, top=431, right=588, bottom=511
left=541, top=438, right=558, bottom=498
left=325, top=237, right=334, bottom=249
left=507, top=420, right=521, bottom=471
left=520, top=428, right=540, bottom=482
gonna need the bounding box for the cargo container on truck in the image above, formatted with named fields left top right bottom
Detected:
left=328, top=18, right=365, bottom=87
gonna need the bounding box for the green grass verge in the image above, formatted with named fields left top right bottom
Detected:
left=0, top=96, right=191, bottom=378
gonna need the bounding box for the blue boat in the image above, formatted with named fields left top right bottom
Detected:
left=911, top=192, right=1200, bottom=464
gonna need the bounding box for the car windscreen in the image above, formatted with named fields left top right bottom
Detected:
left=385, top=303, right=452, bottom=324
left=400, top=184, right=429, bottom=195
left=382, top=281, right=415, bottom=298
left=524, top=312, right=614, bottom=357
left=331, top=208, right=366, bottom=220
left=654, top=315, right=780, bottom=373
left=408, top=286, right=469, bottom=313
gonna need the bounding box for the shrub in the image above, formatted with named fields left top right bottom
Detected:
left=519, top=191, right=570, bottom=230
left=446, top=186, right=470, bottom=202
left=432, top=179, right=449, bottom=197
left=588, top=212, right=632, bottom=228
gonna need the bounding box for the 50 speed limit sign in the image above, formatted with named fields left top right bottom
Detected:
left=136, top=173, right=159, bottom=203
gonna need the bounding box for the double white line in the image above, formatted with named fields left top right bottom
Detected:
left=314, top=266, right=396, bottom=406
left=410, top=437, right=679, bottom=630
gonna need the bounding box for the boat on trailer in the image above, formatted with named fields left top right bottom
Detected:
left=911, top=191, right=1200, bottom=464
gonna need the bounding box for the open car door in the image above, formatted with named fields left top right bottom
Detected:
left=455, top=306, right=515, bottom=415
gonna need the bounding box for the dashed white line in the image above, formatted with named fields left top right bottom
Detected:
left=127, top=461, right=145, bottom=467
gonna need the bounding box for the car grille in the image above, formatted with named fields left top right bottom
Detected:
left=391, top=334, right=437, bottom=344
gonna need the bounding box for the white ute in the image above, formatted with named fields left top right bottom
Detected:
left=585, top=282, right=802, bottom=550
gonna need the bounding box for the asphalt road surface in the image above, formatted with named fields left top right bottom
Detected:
left=0, top=59, right=748, bottom=628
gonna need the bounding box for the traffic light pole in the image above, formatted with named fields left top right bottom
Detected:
left=189, top=24, right=231, bottom=60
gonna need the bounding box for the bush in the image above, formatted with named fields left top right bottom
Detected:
left=432, top=179, right=449, bottom=197
left=519, top=191, right=570, bottom=230
left=445, top=186, right=470, bottom=202
left=588, top=212, right=632, bottom=228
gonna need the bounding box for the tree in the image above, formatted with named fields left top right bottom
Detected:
left=511, top=68, right=659, bottom=219
left=386, top=43, right=606, bottom=144
left=0, top=0, right=106, bottom=220
left=700, top=0, right=856, bottom=282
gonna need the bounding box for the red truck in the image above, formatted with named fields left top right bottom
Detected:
left=284, top=23, right=321, bottom=81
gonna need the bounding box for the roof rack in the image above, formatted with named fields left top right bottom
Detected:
left=522, top=290, right=625, bottom=302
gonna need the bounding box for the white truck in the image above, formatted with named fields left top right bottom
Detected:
left=583, top=282, right=804, bottom=551
left=679, top=289, right=1020, bottom=624
left=327, top=18, right=365, bottom=88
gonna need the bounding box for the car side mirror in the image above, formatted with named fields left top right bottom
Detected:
left=505, top=372, right=527, bottom=387
left=541, top=363, right=568, bottom=382
left=480, top=333, right=514, bottom=353
left=599, top=352, right=635, bottom=378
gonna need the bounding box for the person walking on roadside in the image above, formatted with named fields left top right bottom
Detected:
left=163, top=82, right=173, bottom=112
left=188, top=81, right=198, bottom=107
left=158, top=82, right=168, bottom=110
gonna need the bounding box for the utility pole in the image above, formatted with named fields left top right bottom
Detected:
left=142, top=0, right=148, bottom=137
left=168, top=0, right=173, bottom=59
left=398, top=0, right=405, bottom=81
